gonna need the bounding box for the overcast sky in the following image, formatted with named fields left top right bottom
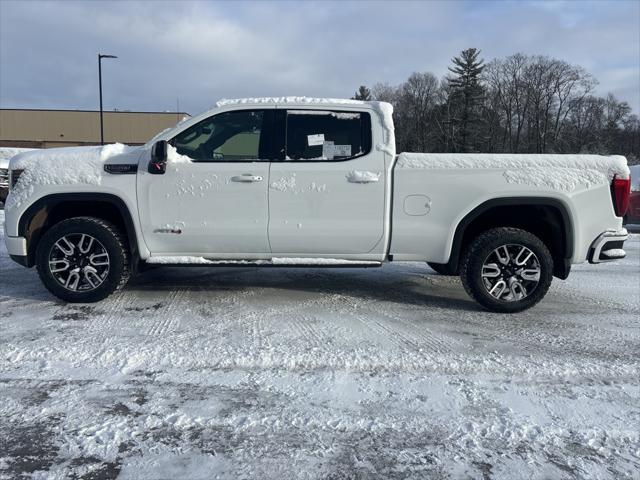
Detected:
left=1, top=0, right=638, bottom=116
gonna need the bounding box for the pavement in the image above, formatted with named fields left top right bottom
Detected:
left=0, top=210, right=639, bottom=479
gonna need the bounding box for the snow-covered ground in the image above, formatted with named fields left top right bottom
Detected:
left=0, top=210, right=638, bottom=480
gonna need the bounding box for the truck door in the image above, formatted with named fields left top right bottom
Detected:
left=268, top=108, right=386, bottom=255
left=137, top=109, right=274, bottom=255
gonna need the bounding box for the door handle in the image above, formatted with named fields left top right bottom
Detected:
left=346, top=171, right=380, bottom=183
left=349, top=178, right=379, bottom=184
left=231, top=174, right=263, bottom=183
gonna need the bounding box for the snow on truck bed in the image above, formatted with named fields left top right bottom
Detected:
left=397, top=153, right=630, bottom=191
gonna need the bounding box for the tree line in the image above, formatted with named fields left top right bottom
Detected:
left=353, top=49, right=639, bottom=164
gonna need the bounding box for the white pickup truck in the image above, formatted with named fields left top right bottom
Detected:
left=3, top=97, right=631, bottom=312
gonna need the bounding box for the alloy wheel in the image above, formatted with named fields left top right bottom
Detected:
left=481, top=244, right=541, bottom=302
left=48, top=233, right=110, bottom=292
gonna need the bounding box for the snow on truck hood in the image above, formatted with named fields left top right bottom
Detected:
left=0, top=147, right=37, bottom=169
left=397, top=153, right=630, bottom=192
left=5, top=143, right=138, bottom=212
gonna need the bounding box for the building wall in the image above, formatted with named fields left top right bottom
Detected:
left=0, top=109, right=189, bottom=148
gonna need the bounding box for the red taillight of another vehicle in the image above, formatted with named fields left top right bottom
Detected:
left=611, top=176, right=630, bottom=217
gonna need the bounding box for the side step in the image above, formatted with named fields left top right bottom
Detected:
left=145, top=256, right=383, bottom=268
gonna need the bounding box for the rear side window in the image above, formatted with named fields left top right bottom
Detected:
left=171, top=110, right=269, bottom=162
left=285, top=110, right=371, bottom=161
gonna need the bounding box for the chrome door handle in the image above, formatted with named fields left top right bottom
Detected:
left=349, top=178, right=379, bottom=184
left=231, top=174, right=263, bottom=183
left=346, top=171, right=381, bottom=184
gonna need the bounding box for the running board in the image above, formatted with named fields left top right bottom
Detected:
left=145, top=256, right=383, bottom=268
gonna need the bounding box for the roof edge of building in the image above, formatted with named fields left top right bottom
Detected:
left=0, top=108, right=190, bottom=116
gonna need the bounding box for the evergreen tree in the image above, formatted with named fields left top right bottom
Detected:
left=447, top=48, right=486, bottom=152
left=352, top=85, right=372, bottom=101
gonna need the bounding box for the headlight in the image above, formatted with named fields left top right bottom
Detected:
left=0, top=168, right=9, bottom=188
left=10, top=169, right=24, bottom=189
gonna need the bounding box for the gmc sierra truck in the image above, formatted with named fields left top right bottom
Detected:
left=3, top=97, right=631, bottom=312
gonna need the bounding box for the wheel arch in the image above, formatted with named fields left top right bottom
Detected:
left=446, top=197, right=574, bottom=279
left=17, top=193, right=139, bottom=268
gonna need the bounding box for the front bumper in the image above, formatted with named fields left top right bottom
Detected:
left=5, top=235, right=27, bottom=256
left=588, top=228, right=628, bottom=264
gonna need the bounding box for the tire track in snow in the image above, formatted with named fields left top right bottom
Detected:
left=288, top=312, right=326, bottom=350
left=87, top=290, right=132, bottom=333
left=370, top=306, right=459, bottom=355
left=334, top=293, right=449, bottom=355
left=262, top=293, right=338, bottom=345
left=146, top=290, right=183, bottom=336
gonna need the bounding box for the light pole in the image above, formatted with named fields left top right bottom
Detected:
left=98, top=53, right=117, bottom=145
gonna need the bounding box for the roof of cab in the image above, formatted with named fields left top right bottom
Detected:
left=215, top=97, right=372, bottom=109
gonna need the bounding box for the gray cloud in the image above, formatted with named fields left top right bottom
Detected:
left=1, top=0, right=638, bottom=116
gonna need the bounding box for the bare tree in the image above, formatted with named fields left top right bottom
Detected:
left=354, top=51, right=638, bottom=161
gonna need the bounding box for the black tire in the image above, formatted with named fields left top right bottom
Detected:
left=460, top=227, right=553, bottom=313
left=427, top=262, right=457, bottom=276
left=36, top=217, right=130, bottom=303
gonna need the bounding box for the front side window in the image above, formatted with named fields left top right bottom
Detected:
left=285, top=110, right=371, bottom=161
left=172, top=110, right=266, bottom=162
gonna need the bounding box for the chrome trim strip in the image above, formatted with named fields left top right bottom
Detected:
left=589, top=228, right=628, bottom=264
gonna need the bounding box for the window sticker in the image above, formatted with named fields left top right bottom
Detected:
left=307, top=134, right=325, bottom=146
left=332, top=145, right=352, bottom=157
left=323, top=141, right=351, bottom=159
left=322, top=141, right=335, bottom=160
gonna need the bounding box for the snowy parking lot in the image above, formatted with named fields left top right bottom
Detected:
left=0, top=209, right=639, bottom=480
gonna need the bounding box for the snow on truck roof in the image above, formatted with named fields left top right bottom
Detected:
left=215, top=97, right=371, bottom=108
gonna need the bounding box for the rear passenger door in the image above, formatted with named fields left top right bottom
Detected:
left=268, top=108, right=386, bottom=255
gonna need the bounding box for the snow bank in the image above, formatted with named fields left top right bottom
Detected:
left=397, top=153, right=629, bottom=191
left=5, top=143, right=134, bottom=212
left=216, top=97, right=395, bottom=158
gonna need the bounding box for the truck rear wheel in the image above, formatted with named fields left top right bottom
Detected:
left=460, top=227, right=553, bottom=313
left=36, top=217, right=130, bottom=303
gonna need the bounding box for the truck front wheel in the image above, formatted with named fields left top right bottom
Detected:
left=460, top=227, right=553, bottom=313
left=36, top=217, right=131, bottom=303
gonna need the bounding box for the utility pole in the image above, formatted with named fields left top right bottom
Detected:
left=98, top=53, right=117, bottom=145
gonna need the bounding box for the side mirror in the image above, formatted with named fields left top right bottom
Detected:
left=148, top=140, right=168, bottom=174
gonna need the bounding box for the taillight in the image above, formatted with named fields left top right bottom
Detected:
left=611, top=176, right=630, bottom=217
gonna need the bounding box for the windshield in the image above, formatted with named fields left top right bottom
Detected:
left=144, top=115, right=192, bottom=147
